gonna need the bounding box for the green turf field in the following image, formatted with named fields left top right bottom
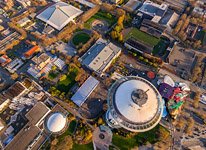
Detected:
left=125, top=28, right=160, bottom=47
left=72, top=32, right=90, bottom=46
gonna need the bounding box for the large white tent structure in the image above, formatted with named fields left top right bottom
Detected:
left=36, top=1, right=83, bottom=30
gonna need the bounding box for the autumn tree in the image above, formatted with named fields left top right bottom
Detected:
left=59, top=74, right=67, bottom=81
left=173, top=20, right=183, bottom=34
left=193, top=40, right=202, bottom=49
left=193, top=91, right=201, bottom=108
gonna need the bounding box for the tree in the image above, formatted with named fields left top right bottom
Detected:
left=111, top=30, right=118, bottom=39
left=53, top=136, right=73, bottom=150
left=59, top=92, right=65, bottom=99
left=173, top=20, right=183, bottom=34
left=59, top=74, right=67, bottom=81
left=193, top=40, right=202, bottom=49
left=11, top=73, right=18, bottom=80
left=51, top=49, right=56, bottom=54
left=52, top=65, right=57, bottom=71
left=118, top=33, right=123, bottom=42
left=114, top=25, right=122, bottom=32
left=181, top=14, right=187, bottom=20
left=193, top=91, right=201, bottom=108
left=115, top=8, right=125, bottom=17
left=98, top=117, right=104, bottom=125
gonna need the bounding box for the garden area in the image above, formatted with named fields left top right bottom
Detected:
left=84, top=11, right=117, bottom=29
left=56, top=66, right=79, bottom=93
left=48, top=64, right=79, bottom=98
left=47, top=66, right=59, bottom=80
left=72, top=32, right=90, bottom=46
left=124, top=28, right=160, bottom=47
left=72, top=143, right=93, bottom=150
left=112, top=125, right=170, bottom=150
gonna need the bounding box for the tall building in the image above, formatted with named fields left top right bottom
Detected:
left=106, top=76, right=163, bottom=132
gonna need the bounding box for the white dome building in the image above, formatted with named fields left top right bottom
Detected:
left=45, top=112, right=67, bottom=134
left=106, top=76, right=163, bottom=132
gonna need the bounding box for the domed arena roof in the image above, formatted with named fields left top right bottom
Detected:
left=36, top=1, right=83, bottom=30
left=46, top=112, right=67, bottom=133
left=107, top=76, right=163, bottom=132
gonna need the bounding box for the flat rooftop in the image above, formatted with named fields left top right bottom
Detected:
left=71, top=76, right=99, bottom=107
left=26, top=102, right=50, bottom=125
left=81, top=38, right=121, bottom=74
left=4, top=102, right=51, bottom=150
left=4, top=124, right=46, bottom=150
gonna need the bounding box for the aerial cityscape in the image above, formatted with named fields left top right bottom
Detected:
left=0, top=0, right=205, bottom=149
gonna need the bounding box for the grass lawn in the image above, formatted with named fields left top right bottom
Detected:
left=68, top=120, right=77, bottom=134
left=201, top=31, right=206, bottom=45
left=48, top=72, right=59, bottom=79
left=72, top=32, right=90, bottom=46
left=84, top=11, right=117, bottom=29
left=125, top=28, right=160, bottom=47
left=72, top=142, right=93, bottom=150
left=112, top=125, right=161, bottom=150
left=57, top=67, right=78, bottom=93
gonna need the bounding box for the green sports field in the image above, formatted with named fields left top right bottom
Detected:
left=124, top=28, right=160, bottom=47
left=72, top=32, right=90, bottom=46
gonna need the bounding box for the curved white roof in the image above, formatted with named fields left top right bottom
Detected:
left=36, top=2, right=83, bottom=30
left=46, top=112, right=67, bottom=133
left=107, top=76, right=163, bottom=132
left=115, top=79, right=159, bottom=123
left=163, top=75, right=175, bottom=87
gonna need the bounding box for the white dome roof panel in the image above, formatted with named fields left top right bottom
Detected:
left=36, top=2, right=83, bottom=30
left=114, top=80, right=159, bottom=123
left=46, top=112, right=67, bottom=133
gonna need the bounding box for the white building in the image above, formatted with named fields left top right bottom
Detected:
left=16, top=0, right=31, bottom=8
left=106, top=76, right=163, bottom=132
left=45, top=112, right=67, bottom=134
left=17, top=17, right=31, bottom=27
left=71, top=76, right=99, bottom=106
left=36, top=1, right=83, bottom=30
left=80, top=38, right=121, bottom=76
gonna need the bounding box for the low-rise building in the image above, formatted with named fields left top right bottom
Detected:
left=137, top=1, right=179, bottom=29
left=124, top=38, right=153, bottom=54
left=80, top=38, right=121, bottom=76
left=140, top=19, right=166, bottom=38
left=138, top=1, right=168, bottom=19
left=186, top=23, right=204, bottom=41
left=5, top=58, right=24, bottom=73
left=123, top=0, right=142, bottom=12
left=23, top=45, right=40, bottom=59
left=3, top=102, right=50, bottom=150
left=27, top=53, right=66, bottom=79
left=0, top=55, right=11, bottom=67
left=16, top=0, right=31, bottom=8
left=0, top=79, right=68, bottom=149
left=17, top=17, right=31, bottom=27
left=71, top=76, right=99, bottom=106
